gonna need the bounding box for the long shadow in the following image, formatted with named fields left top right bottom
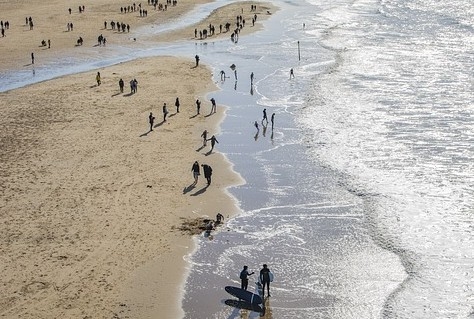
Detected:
left=195, top=145, right=205, bottom=152
left=205, top=150, right=213, bottom=156
left=204, top=112, right=215, bottom=118
left=111, top=92, right=121, bottom=97
left=189, top=114, right=199, bottom=119
left=153, top=120, right=166, bottom=129
left=90, top=84, right=98, bottom=88
left=190, top=185, right=209, bottom=196
left=168, top=112, right=177, bottom=119
left=183, top=184, right=196, bottom=194
left=139, top=129, right=152, bottom=137
left=123, top=92, right=134, bottom=97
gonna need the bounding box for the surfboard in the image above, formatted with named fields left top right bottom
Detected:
left=258, top=271, right=274, bottom=283
left=224, top=299, right=265, bottom=315
left=225, top=286, right=263, bottom=305
left=255, top=281, right=263, bottom=297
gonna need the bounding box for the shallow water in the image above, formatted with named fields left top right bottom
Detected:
left=184, top=0, right=474, bottom=317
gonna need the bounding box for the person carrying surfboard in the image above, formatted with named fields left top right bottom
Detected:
left=259, top=264, right=272, bottom=297
left=240, top=266, right=254, bottom=291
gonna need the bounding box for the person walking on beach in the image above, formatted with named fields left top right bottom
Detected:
left=201, top=164, right=213, bottom=185
left=96, top=72, right=101, bottom=86
left=260, top=264, right=272, bottom=297
left=163, top=103, right=169, bottom=121
left=208, top=135, right=219, bottom=152
left=220, top=70, right=226, bottom=81
left=271, top=113, right=275, bottom=130
left=191, top=161, right=200, bottom=186
left=175, top=97, right=180, bottom=113
left=262, top=108, right=268, bottom=124
left=196, top=99, right=201, bottom=114
left=216, top=212, right=224, bottom=224
left=119, top=78, right=124, bottom=93
left=254, top=121, right=259, bottom=132
left=290, top=68, right=295, bottom=79
left=210, top=98, right=217, bottom=114
left=134, top=79, right=138, bottom=92
left=201, top=130, right=208, bottom=147
left=31, top=52, right=34, bottom=64
left=240, top=266, right=255, bottom=290
left=148, top=112, right=155, bottom=131
left=195, top=54, right=200, bottom=67
left=250, top=72, right=254, bottom=85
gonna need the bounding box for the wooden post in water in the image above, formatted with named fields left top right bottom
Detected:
left=298, top=41, right=301, bottom=61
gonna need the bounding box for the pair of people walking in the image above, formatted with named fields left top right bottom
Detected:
left=191, top=161, right=213, bottom=186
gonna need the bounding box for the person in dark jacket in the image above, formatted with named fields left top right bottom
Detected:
left=240, top=265, right=254, bottom=290
left=201, top=164, right=213, bottom=185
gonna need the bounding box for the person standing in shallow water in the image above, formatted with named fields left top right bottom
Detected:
left=260, top=264, right=271, bottom=297
left=271, top=113, right=275, bottom=130
left=210, top=97, right=217, bottom=114
left=262, top=108, right=268, bottom=124
left=240, top=265, right=254, bottom=290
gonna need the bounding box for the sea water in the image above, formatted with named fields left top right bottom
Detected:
left=182, top=0, right=474, bottom=318
left=1, top=0, right=473, bottom=318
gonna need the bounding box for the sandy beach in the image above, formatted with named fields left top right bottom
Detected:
left=0, top=0, right=276, bottom=318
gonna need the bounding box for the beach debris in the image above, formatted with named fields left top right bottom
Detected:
left=173, top=217, right=215, bottom=235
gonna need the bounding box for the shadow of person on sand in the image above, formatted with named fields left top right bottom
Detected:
left=139, top=130, right=152, bottom=137
left=183, top=184, right=196, bottom=194
left=195, top=145, right=205, bottom=152
left=111, top=92, right=122, bottom=97
left=190, top=185, right=209, bottom=196
left=189, top=114, right=199, bottom=119
left=205, top=150, right=213, bottom=156
left=123, top=92, right=135, bottom=97
left=153, top=120, right=166, bottom=129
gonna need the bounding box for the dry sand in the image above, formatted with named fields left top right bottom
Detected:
left=0, top=0, right=277, bottom=318
left=0, top=55, right=244, bottom=318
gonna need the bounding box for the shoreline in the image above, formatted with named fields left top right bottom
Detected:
left=0, top=1, right=277, bottom=318
left=0, top=55, right=243, bottom=318
left=0, top=0, right=276, bottom=92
